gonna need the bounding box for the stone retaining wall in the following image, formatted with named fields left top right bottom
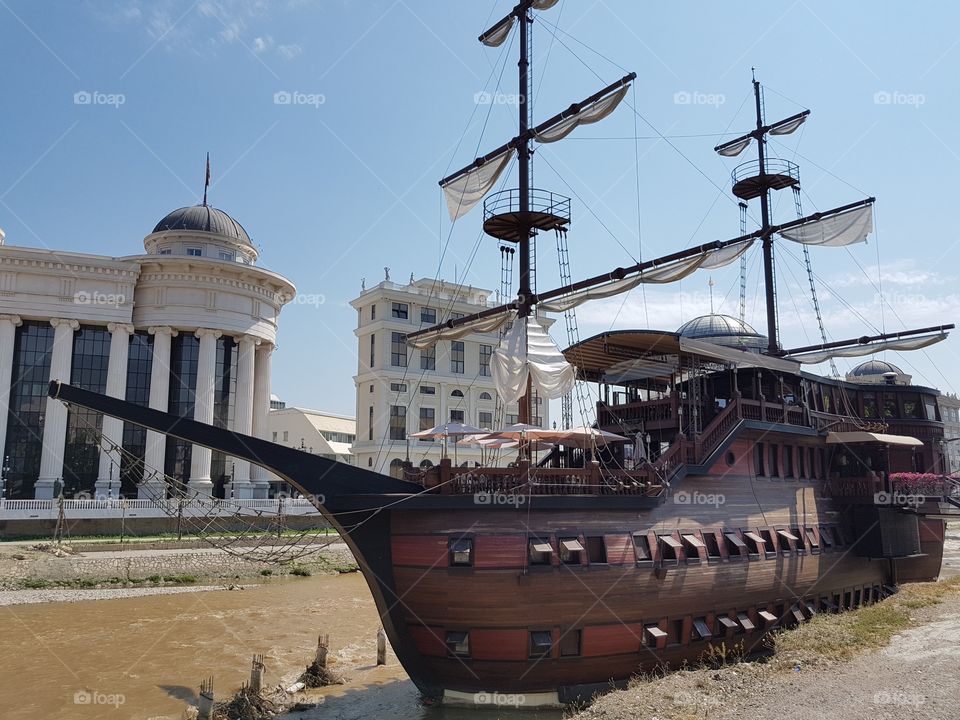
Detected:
left=0, top=543, right=357, bottom=588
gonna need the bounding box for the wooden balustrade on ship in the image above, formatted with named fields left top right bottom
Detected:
left=434, top=463, right=659, bottom=497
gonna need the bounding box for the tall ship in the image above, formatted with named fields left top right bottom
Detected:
left=49, top=1, right=958, bottom=706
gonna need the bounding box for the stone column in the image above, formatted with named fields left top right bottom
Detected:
left=250, top=343, right=273, bottom=498
left=94, top=323, right=134, bottom=499
left=35, top=318, right=79, bottom=498
left=188, top=328, right=221, bottom=496
left=0, top=315, right=22, bottom=469
left=227, top=334, right=260, bottom=499
left=140, top=327, right=177, bottom=500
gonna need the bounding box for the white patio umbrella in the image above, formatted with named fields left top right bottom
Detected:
left=410, top=422, right=485, bottom=463
left=558, top=426, right=630, bottom=448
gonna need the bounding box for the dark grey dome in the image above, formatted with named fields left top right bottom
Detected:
left=677, top=313, right=768, bottom=351
left=152, top=205, right=251, bottom=245
left=850, top=360, right=903, bottom=377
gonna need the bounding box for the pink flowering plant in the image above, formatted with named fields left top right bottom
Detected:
left=890, top=472, right=948, bottom=496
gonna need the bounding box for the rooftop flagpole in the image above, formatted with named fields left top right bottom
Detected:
left=202, top=152, right=211, bottom=207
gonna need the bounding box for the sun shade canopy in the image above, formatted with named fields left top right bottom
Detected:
left=825, top=432, right=923, bottom=447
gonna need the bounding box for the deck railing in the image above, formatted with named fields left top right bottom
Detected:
left=414, top=462, right=661, bottom=497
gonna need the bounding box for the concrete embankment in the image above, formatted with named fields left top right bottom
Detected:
left=0, top=537, right=358, bottom=599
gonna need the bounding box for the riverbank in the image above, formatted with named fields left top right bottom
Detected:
left=0, top=535, right=359, bottom=596
left=575, top=577, right=960, bottom=720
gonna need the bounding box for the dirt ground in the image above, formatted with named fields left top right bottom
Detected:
left=576, top=522, right=960, bottom=720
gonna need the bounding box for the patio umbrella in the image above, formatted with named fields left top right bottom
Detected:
left=410, top=422, right=485, bottom=463
left=557, top=426, right=630, bottom=448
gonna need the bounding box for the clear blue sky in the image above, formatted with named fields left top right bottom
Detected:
left=2, top=1, right=957, bottom=417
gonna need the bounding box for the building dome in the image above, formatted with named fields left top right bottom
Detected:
left=677, top=313, right=768, bottom=351
left=152, top=205, right=251, bottom=246
left=849, top=360, right=903, bottom=377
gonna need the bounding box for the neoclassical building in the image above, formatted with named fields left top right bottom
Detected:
left=0, top=204, right=295, bottom=500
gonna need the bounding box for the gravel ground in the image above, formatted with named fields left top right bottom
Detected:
left=0, top=583, right=250, bottom=606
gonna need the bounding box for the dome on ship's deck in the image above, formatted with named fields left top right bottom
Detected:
left=677, top=313, right=767, bottom=352
left=849, top=360, right=903, bottom=377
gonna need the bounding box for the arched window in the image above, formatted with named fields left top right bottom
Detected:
left=451, top=389, right=464, bottom=398
left=419, top=459, right=434, bottom=469
left=389, top=458, right=405, bottom=479
left=479, top=392, right=492, bottom=400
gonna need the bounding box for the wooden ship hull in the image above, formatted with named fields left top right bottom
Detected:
left=46, top=381, right=954, bottom=704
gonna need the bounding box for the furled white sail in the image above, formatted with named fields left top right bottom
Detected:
left=534, top=85, right=630, bottom=144
left=492, top=315, right=575, bottom=403
left=716, top=137, right=752, bottom=157
left=441, top=148, right=516, bottom=221
left=538, top=240, right=752, bottom=313
left=407, top=312, right=512, bottom=349
left=786, top=332, right=948, bottom=365
left=770, top=115, right=807, bottom=135
left=480, top=15, right=515, bottom=47
left=778, top=204, right=873, bottom=247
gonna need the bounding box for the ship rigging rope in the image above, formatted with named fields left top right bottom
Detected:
left=61, top=408, right=474, bottom=561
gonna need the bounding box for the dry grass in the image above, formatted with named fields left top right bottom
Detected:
left=768, top=576, right=960, bottom=671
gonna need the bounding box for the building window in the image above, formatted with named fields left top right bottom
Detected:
left=755, top=441, right=765, bottom=476
left=769, top=444, right=779, bottom=477
left=283, top=431, right=289, bottom=442
left=559, top=537, right=584, bottom=564
left=370, top=304, right=376, bottom=320
left=479, top=344, right=493, bottom=376
left=450, top=312, right=465, bottom=321
left=2, top=322, right=54, bottom=499
left=419, top=407, right=435, bottom=433
left=158, top=248, right=172, bottom=255
left=119, top=331, right=153, bottom=496
left=450, top=409, right=465, bottom=423
left=390, top=382, right=407, bottom=392
left=506, top=413, right=519, bottom=425
left=528, top=538, right=553, bottom=565
left=369, top=333, right=376, bottom=368
left=210, top=336, right=238, bottom=495
left=479, top=391, right=492, bottom=401
left=451, top=389, right=464, bottom=398
left=272, top=432, right=278, bottom=442
left=186, top=247, right=202, bottom=257
left=421, top=307, right=436, bottom=324
left=479, top=411, right=493, bottom=428
left=450, top=341, right=464, bottom=374
left=368, top=406, right=374, bottom=441
left=420, top=385, right=436, bottom=395
left=218, top=250, right=234, bottom=261
left=420, top=344, right=435, bottom=371
left=391, top=302, right=408, bottom=319
left=389, top=406, right=406, bottom=440
left=389, top=458, right=405, bottom=479
left=391, top=332, right=408, bottom=367
left=165, top=333, right=200, bottom=486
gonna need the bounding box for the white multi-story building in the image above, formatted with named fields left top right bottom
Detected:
left=939, top=392, right=960, bottom=474
left=350, top=277, right=549, bottom=476
left=267, top=404, right=356, bottom=465
left=0, top=204, right=295, bottom=500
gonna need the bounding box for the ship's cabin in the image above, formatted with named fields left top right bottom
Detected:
left=563, top=324, right=948, bottom=480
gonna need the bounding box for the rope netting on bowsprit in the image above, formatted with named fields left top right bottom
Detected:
left=61, top=411, right=340, bottom=565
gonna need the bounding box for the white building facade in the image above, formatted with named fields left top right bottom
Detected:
left=939, top=393, right=960, bottom=474
left=267, top=405, right=356, bottom=465
left=350, top=277, right=549, bottom=476
left=0, top=205, right=295, bottom=500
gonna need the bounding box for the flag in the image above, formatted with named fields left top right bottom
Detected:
left=203, top=153, right=211, bottom=206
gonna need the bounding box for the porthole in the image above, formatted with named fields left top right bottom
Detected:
left=725, top=451, right=736, bottom=467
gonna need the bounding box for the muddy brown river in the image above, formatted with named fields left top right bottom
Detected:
left=0, top=572, right=563, bottom=720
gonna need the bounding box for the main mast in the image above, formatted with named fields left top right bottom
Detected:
left=716, top=73, right=809, bottom=356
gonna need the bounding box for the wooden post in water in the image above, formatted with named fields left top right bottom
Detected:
left=315, top=634, right=329, bottom=668
left=377, top=627, right=387, bottom=665
left=197, top=677, right=214, bottom=720
left=250, top=654, right=265, bottom=694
